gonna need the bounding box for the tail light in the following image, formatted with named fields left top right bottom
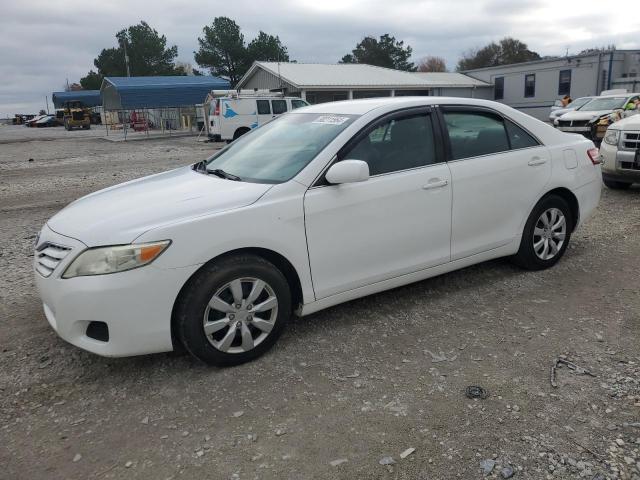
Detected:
left=587, top=148, right=602, bottom=165
left=213, top=100, right=220, bottom=116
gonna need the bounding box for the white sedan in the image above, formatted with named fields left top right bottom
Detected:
left=35, top=97, right=602, bottom=366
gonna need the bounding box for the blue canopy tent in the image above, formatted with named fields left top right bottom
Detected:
left=52, top=90, right=101, bottom=109
left=101, top=76, right=230, bottom=110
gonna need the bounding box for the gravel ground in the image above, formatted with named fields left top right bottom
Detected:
left=1, top=129, right=639, bottom=480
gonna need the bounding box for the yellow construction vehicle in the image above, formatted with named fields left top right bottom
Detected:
left=62, top=100, right=91, bottom=130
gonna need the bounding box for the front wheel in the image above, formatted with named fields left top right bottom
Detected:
left=512, top=195, right=573, bottom=270
left=176, top=255, right=291, bottom=366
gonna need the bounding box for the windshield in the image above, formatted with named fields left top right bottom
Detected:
left=571, top=97, right=593, bottom=110
left=203, top=113, right=357, bottom=183
left=580, top=97, right=627, bottom=111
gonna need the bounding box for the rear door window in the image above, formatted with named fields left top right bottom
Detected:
left=272, top=100, right=287, bottom=115
left=257, top=100, right=271, bottom=115
left=505, top=120, right=539, bottom=149
left=443, top=110, right=510, bottom=160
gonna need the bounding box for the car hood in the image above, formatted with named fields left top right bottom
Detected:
left=551, top=107, right=573, bottom=117
left=559, top=110, right=612, bottom=121
left=47, top=166, right=273, bottom=246
left=610, top=114, right=640, bottom=130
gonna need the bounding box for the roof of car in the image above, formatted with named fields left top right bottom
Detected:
left=294, top=96, right=506, bottom=115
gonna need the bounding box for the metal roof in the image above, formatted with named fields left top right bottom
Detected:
left=52, top=90, right=101, bottom=109
left=238, top=62, right=491, bottom=89
left=101, top=76, right=231, bottom=109
left=411, top=72, right=491, bottom=87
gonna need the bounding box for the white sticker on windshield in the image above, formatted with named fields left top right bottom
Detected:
left=312, top=115, right=349, bottom=125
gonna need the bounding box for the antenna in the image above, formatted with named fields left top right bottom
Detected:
left=277, top=50, right=283, bottom=92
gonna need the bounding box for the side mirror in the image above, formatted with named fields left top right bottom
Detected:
left=325, top=160, right=369, bottom=184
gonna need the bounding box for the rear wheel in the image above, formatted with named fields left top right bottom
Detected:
left=603, top=178, right=632, bottom=190
left=176, top=254, right=291, bottom=366
left=512, top=195, right=573, bottom=270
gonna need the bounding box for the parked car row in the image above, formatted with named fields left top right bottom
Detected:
left=24, top=114, right=57, bottom=128
left=552, top=91, right=640, bottom=145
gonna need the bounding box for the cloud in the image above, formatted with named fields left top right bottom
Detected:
left=1, top=0, right=638, bottom=116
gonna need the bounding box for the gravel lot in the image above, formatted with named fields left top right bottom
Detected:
left=1, top=126, right=639, bottom=480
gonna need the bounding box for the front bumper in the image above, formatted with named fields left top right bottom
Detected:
left=34, top=224, right=201, bottom=357
left=600, top=142, right=640, bottom=184
left=558, top=126, right=590, bottom=133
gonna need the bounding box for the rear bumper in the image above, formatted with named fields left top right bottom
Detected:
left=574, top=178, right=602, bottom=228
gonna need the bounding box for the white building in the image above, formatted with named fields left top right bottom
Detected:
left=236, top=62, right=492, bottom=103
left=464, top=50, right=640, bottom=121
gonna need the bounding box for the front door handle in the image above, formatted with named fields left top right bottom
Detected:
left=422, top=179, right=448, bottom=190
left=528, top=157, right=547, bottom=166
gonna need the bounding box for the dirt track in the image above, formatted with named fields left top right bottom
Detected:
left=1, top=126, right=639, bottom=479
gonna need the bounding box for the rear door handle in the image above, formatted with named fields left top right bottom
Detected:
left=422, top=179, right=448, bottom=190
left=528, top=157, right=547, bottom=166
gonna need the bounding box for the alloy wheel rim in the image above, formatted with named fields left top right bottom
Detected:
left=203, top=277, right=278, bottom=354
left=533, top=208, right=566, bottom=261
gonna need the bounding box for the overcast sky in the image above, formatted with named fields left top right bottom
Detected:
left=1, top=0, right=639, bottom=116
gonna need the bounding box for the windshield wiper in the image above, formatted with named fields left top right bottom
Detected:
left=207, top=168, right=242, bottom=181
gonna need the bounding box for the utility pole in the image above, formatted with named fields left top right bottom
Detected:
left=118, top=33, right=131, bottom=77
left=123, top=40, right=131, bottom=77
left=45, top=95, right=49, bottom=114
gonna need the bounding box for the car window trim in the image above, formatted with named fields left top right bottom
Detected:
left=436, top=105, right=543, bottom=162
left=310, top=106, right=445, bottom=188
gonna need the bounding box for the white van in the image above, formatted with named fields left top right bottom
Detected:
left=207, top=91, right=309, bottom=141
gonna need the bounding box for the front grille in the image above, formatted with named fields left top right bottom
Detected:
left=622, top=132, right=640, bottom=150
left=558, top=120, right=589, bottom=128
left=72, top=112, right=84, bottom=121
left=35, top=242, right=72, bottom=277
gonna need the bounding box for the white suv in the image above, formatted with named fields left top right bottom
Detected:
left=600, top=115, right=640, bottom=189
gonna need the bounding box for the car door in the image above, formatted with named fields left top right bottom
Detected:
left=304, top=108, right=452, bottom=300
left=439, top=106, right=551, bottom=260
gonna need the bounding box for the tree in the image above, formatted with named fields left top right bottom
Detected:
left=195, top=17, right=247, bottom=85
left=340, top=34, right=416, bottom=71
left=246, top=31, right=289, bottom=64
left=417, top=56, right=447, bottom=72
left=195, top=19, right=292, bottom=84
left=80, top=70, right=103, bottom=90
left=456, top=37, right=540, bottom=71
left=579, top=45, right=616, bottom=55
left=79, top=21, right=179, bottom=86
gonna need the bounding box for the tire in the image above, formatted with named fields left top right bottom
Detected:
left=175, top=254, right=291, bottom=367
left=603, top=179, right=632, bottom=190
left=233, top=128, right=250, bottom=141
left=512, top=194, right=573, bottom=271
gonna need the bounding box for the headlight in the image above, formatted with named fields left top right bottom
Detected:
left=62, top=240, right=171, bottom=278
left=603, top=129, right=620, bottom=146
